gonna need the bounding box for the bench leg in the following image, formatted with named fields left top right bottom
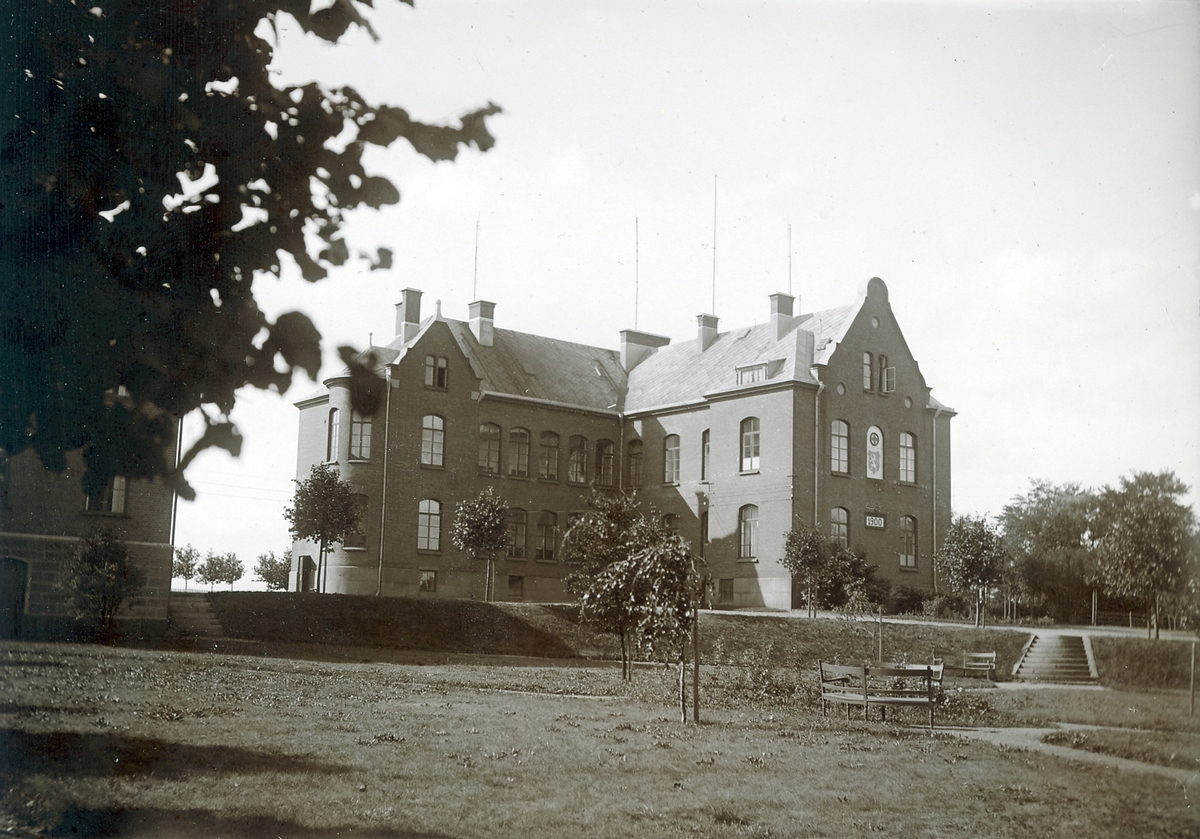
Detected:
left=880, top=706, right=886, bottom=723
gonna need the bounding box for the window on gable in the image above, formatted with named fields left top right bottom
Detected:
left=507, top=508, right=527, bottom=558
left=596, top=440, right=615, bottom=487
left=326, top=408, right=340, bottom=462
left=417, top=499, right=441, bottom=551
left=863, top=352, right=873, bottom=391
left=536, top=511, right=557, bottom=560
left=879, top=354, right=894, bottom=394
left=539, top=432, right=560, bottom=481
left=663, top=434, right=680, bottom=484
left=424, top=355, right=448, bottom=389
left=478, top=423, right=501, bottom=475
left=736, top=364, right=767, bottom=385
left=900, top=516, right=917, bottom=568
left=567, top=436, right=588, bottom=484
left=349, top=410, right=372, bottom=459
left=85, top=476, right=127, bottom=515
left=344, top=494, right=368, bottom=548
left=740, top=417, right=760, bottom=472
left=900, top=433, right=916, bottom=483
left=508, top=428, right=531, bottom=477
left=831, top=420, right=849, bottom=474
left=831, top=507, right=849, bottom=548
left=421, top=415, right=445, bottom=467
left=627, top=440, right=643, bottom=488
left=700, top=429, right=710, bottom=481
left=739, top=504, right=759, bottom=559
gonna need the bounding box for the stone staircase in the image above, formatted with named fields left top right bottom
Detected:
left=168, top=592, right=225, bottom=638
left=1013, top=634, right=1097, bottom=684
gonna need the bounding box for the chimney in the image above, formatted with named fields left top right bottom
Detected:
left=395, top=288, right=422, bottom=343
left=619, top=329, right=671, bottom=371
left=697, top=314, right=719, bottom=351
left=769, top=292, right=795, bottom=342
left=469, top=300, right=495, bottom=347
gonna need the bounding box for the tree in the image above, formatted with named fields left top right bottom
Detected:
left=781, top=526, right=885, bottom=616
left=173, top=544, right=201, bottom=591
left=1093, top=471, right=1196, bottom=640
left=196, top=550, right=244, bottom=591
left=254, top=550, right=292, bottom=592
left=450, top=487, right=509, bottom=603
left=999, top=480, right=1097, bottom=622
left=935, top=514, right=1007, bottom=627
left=2, top=1, right=500, bottom=499
left=781, top=525, right=826, bottom=617
left=284, top=462, right=360, bottom=593
left=61, top=529, right=146, bottom=639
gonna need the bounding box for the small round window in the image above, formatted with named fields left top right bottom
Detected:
left=904, top=396, right=913, bottom=408
left=871, top=317, right=880, bottom=328
left=836, top=383, right=846, bottom=396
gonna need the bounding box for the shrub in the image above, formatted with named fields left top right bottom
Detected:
left=61, top=530, right=145, bottom=640
left=886, top=586, right=926, bottom=616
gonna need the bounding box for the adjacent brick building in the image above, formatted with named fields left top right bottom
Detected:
left=291, top=277, right=953, bottom=610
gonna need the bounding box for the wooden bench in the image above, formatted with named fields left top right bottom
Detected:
left=962, top=652, right=996, bottom=680
left=818, top=660, right=944, bottom=728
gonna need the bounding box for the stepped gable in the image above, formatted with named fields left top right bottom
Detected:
left=624, top=303, right=857, bottom=413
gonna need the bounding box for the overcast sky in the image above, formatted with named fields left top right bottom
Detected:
left=174, top=1, right=1200, bottom=585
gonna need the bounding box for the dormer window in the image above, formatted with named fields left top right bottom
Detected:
left=424, top=355, right=448, bottom=389
left=736, top=364, right=767, bottom=385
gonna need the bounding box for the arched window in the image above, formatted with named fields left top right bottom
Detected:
left=663, top=434, right=681, bottom=484
left=740, top=418, right=760, bottom=472
left=417, top=499, right=441, bottom=551
left=863, top=352, right=873, bottom=391
left=536, top=511, right=557, bottom=560
left=831, top=507, right=849, bottom=548
left=567, top=436, right=588, bottom=484
left=508, top=428, right=530, bottom=477
left=344, top=494, right=368, bottom=548
left=539, top=432, right=560, bottom=480
left=739, top=504, right=759, bottom=558
left=626, top=440, right=643, bottom=487
left=701, top=429, right=710, bottom=480
left=866, top=425, right=884, bottom=480
left=349, top=410, right=372, bottom=459
left=596, top=440, right=615, bottom=487
left=900, top=516, right=917, bottom=568
left=421, top=415, right=445, bottom=467
left=900, top=433, right=916, bottom=483
left=507, top=508, right=527, bottom=558
left=326, top=408, right=340, bottom=462
left=831, top=420, right=849, bottom=474
left=479, top=423, right=501, bottom=475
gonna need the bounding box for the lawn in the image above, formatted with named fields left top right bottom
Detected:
left=2, top=641, right=1197, bottom=839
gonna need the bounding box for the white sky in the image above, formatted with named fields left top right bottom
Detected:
left=174, top=1, right=1200, bottom=587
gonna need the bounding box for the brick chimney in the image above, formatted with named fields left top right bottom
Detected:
left=697, top=314, right=719, bottom=351
left=619, top=329, right=671, bottom=371
left=395, top=288, right=422, bottom=343
left=469, top=300, right=495, bottom=347
left=769, top=292, right=795, bottom=342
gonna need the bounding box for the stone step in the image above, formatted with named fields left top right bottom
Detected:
left=168, top=594, right=225, bottom=638
left=1013, top=635, right=1097, bottom=683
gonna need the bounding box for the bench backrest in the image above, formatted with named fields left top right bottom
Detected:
left=819, top=661, right=866, bottom=682
left=964, top=652, right=996, bottom=666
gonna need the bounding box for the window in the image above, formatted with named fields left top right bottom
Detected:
left=424, top=355, right=448, bottom=388
left=740, top=417, right=760, bottom=472
left=421, top=415, right=445, bottom=467
left=508, top=575, right=525, bottom=600
left=662, top=513, right=679, bottom=534
left=507, top=508, right=527, bottom=558
left=718, top=578, right=734, bottom=605
left=863, top=352, right=873, bottom=391
left=738, top=504, right=758, bottom=559
left=596, top=440, right=615, bottom=487
left=663, top=434, right=680, bottom=484
left=831, top=507, right=849, bottom=548
left=627, top=440, right=643, bottom=487
left=700, top=429, right=710, bottom=481
left=900, top=433, right=916, bottom=483
left=349, top=410, right=372, bottom=459
left=878, top=354, right=893, bottom=393
left=419, top=570, right=437, bottom=593
left=508, top=428, right=531, bottom=477
left=539, top=432, right=560, bottom=480
left=831, top=420, right=849, bottom=474
left=344, top=494, right=368, bottom=548
left=699, top=511, right=709, bottom=558
left=567, top=436, right=587, bottom=484
left=536, top=511, right=557, bottom=560
left=326, top=408, right=340, bottom=461
left=417, top=499, right=441, bottom=551
left=478, top=423, right=501, bottom=475
left=736, top=364, right=766, bottom=385
left=85, top=476, right=127, bottom=514
left=866, top=425, right=884, bottom=480
left=900, top=516, right=917, bottom=568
